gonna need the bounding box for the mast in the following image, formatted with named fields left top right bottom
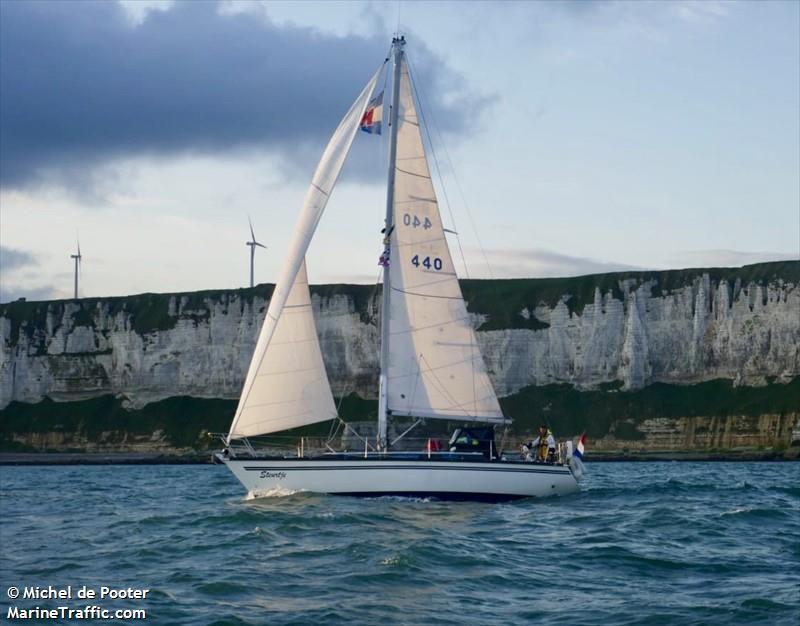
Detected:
left=378, top=36, right=405, bottom=450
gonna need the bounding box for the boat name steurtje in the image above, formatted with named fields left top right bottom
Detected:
left=259, top=471, right=287, bottom=479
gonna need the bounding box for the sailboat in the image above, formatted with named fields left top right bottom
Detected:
left=218, top=37, right=582, bottom=501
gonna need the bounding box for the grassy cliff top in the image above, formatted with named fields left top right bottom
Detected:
left=461, top=259, right=799, bottom=329
left=2, top=260, right=797, bottom=338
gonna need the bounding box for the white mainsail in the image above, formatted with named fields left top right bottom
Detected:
left=227, top=64, right=384, bottom=441
left=385, top=57, right=505, bottom=423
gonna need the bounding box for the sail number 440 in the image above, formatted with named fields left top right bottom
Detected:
left=412, top=255, right=443, bottom=271
left=403, top=213, right=432, bottom=229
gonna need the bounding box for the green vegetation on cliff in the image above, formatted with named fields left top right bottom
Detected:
left=2, top=378, right=797, bottom=452
left=2, top=260, right=796, bottom=336
left=501, top=377, right=800, bottom=438
left=0, top=396, right=235, bottom=451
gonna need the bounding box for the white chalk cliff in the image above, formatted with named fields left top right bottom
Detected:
left=1, top=265, right=798, bottom=409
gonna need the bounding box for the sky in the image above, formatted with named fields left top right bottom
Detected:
left=0, top=0, right=798, bottom=302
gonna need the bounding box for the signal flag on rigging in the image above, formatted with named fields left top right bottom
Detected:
left=360, top=91, right=383, bottom=134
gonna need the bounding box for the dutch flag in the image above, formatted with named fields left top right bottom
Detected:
left=360, top=91, right=383, bottom=134
left=574, top=432, right=586, bottom=460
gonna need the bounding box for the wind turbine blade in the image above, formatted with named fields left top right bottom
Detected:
left=255, top=242, right=267, bottom=249
left=248, top=215, right=256, bottom=242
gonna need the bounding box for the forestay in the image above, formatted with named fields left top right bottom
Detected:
left=227, top=64, right=384, bottom=441
left=385, top=57, right=505, bottom=423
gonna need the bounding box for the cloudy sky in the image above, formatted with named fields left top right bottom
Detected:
left=1, top=0, right=797, bottom=302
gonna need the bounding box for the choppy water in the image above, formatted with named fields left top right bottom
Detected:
left=1, top=462, right=798, bottom=625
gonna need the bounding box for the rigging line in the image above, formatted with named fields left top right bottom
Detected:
left=381, top=49, right=392, bottom=164
left=417, top=353, right=478, bottom=418
left=405, top=55, right=470, bottom=279
left=406, top=56, right=495, bottom=280
left=415, top=353, right=462, bottom=413
left=330, top=381, right=353, bottom=443
left=389, top=314, right=471, bottom=336
left=395, top=165, right=432, bottom=179
left=471, top=319, right=478, bottom=418
left=390, top=286, right=461, bottom=300
left=415, top=353, right=498, bottom=415
left=326, top=413, right=341, bottom=443
left=370, top=265, right=383, bottom=325
left=394, top=235, right=447, bottom=247
left=417, top=353, right=480, bottom=415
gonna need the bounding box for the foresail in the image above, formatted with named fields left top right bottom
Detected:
left=229, top=261, right=335, bottom=438
left=385, top=58, right=505, bottom=424
left=227, top=64, right=384, bottom=441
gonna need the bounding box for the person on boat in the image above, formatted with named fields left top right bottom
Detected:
left=449, top=426, right=496, bottom=459
left=524, top=425, right=556, bottom=463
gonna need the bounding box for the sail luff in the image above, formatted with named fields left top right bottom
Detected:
left=227, top=64, right=384, bottom=442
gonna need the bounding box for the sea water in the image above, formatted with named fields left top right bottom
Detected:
left=0, top=462, right=797, bottom=625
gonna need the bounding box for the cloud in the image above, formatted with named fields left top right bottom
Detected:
left=0, top=1, right=488, bottom=192
left=471, top=248, right=798, bottom=280
left=668, top=249, right=798, bottom=268
left=0, top=285, right=59, bottom=304
left=0, top=246, right=56, bottom=302
left=672, top=0, right=729, bottom=24
left=0, top=246, right=38, bottom=271
left=473, top=248, right=645, bottom=279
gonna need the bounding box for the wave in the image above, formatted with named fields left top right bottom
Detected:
left=194, top=581, right=250, bottom=597
left=245, top=486, right=307, bottom=500
left=719, top=506, right=792, bottom=520
left=5, top=462, right=799, bottom=626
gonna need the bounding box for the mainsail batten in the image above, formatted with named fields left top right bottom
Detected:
left=227, top=65, right=384, bottom=441
left=384, top=56, right=504, bottom=423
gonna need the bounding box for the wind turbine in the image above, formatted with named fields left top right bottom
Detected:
left=70, top=237, right=82, bottom=299
left=246, top=216, right=267, bottom=288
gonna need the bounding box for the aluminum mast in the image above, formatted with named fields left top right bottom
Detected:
left=378, top=36, right=405, bottom=450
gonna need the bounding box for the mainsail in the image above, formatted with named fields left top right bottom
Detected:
left=384, top=56, right=505, bottom=423
left=227, top=64, right=384, bottom=441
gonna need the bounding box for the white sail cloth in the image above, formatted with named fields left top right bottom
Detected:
left=228, top=64, right=384, bottom=441
left=229, top=260, right=335, bottom=439
left=385, top=57, right=505, bottom=423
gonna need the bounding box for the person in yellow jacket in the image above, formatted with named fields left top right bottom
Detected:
left=527, top=425, right=556, bottom=463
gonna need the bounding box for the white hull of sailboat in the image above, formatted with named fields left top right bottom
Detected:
left=220, top=456, right=580, bottom=502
